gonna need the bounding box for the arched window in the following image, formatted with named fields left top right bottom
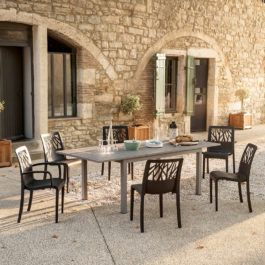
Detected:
left=48, top=35, right=77, bottom=118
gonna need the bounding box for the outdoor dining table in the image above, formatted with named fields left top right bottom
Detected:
left=57, top=141, right=219, bottom=214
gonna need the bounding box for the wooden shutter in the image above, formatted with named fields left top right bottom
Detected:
left=155, top=53, right=166, bottom=118
left=185, top=55, right=195, bottom=115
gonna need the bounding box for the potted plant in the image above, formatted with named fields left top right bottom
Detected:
left=0, top=100, right=12, bottom=167
left=229, top=89, right=252, bottom=129
left=235, top=88, right=250, bottom=113
left=120, top=96, right=149, bottom=140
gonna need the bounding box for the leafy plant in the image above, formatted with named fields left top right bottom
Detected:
left=0, top=101, right=4, bottom=113
left=120, top=96, right=142, bottom=115
left=120, top=96, right=142, bottom=124
left=235, top=89, right=250, bottom=113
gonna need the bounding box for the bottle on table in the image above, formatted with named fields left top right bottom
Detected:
left=169, top=121, right=178, bottom=140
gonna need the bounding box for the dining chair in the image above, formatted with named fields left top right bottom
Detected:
left=130, top=158, right=183, bottom=233
left=210, top=143, right=257, bottom=212
left=101, top=126, right=134, bottom=180
left=41, top=132, right=81, bottom=193
left=203, top=126, right=235, bottom=178
left=16, top=146, right=66, bottom=223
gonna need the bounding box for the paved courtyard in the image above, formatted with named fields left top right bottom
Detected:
left=1, top=125, right=265, bottom=265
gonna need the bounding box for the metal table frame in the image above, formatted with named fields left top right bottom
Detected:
left=58, top=142, right=219, bottom=214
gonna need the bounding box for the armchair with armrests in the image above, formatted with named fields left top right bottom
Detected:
left=16, top=146, right=66, bottom=223
left=41, top=132, right=81, bottom=193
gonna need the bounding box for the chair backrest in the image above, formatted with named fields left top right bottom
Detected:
left=238, top=143, right=257, bottom=180
left=102, top=126, right=129, bottom=144
left=41, top=132, right=65, bottom=162
left=207, top=126, right=235, bottom=153
left=15, top=146, right=33, bottom=186
left=142, top=158, right=183, bottom=194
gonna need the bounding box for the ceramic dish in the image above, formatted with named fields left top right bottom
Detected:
left=146, top=140, right=163, bottom=148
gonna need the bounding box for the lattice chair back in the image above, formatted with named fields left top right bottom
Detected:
left=15, top=146, right=33, bottom=186
left=238, top=143, right=257, bottom=180
left=41, top=132, right=65, bottom=162
left=207, top=126, right=235, bottom=153
left=103, top=126, right=129, bottom=144
left=142, top=158, right=183, bottom=194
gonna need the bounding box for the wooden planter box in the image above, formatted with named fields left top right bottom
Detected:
left=129, top=125, right=150, bottom=140
left=229, top=113, right=252, bottom=130
left=0, top=139, right=12, bottom=167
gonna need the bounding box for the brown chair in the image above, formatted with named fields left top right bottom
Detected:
left=130, top=158, right=183, bottom=233
left=101, top=126, right=133, bottom=180
left=210, top=143, right=257, bottom=212
left=203, top=126, right=235, bottom=178
left=41, top=132, right=81, bottom=193
left=16, top=146, right=65, bottom=223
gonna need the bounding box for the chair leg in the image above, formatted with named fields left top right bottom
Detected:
left=159, top=194, right=163, bottom=218
left=101, top=162, right=104, bottom=175
left=44, top=164, right=48, bottom=180
left=17, top=188, right=24, bottom=223
left=176, top=180, right=181, bottom=228
left=27, top=190, right=33, bottom=211
left=66, top=167, right=70, bottom=193
left=131, top=162, right=134, bottom=180
left=55, top=189, right=59, bottom=223
left=238, top=182, right=243, bottom=203
left=246, top=181, right=252, bottom=213
left=130, top=187, right=134, bottom=221
left=210, top=178, right=213, bottom=203
left=233, top=154, right=236, bottom=173
left=61, top=187, right=64, bottom=213
left=128, top=163, right=131, bottom=174
left=207, top=158, right=209, bottom=173
left=203, top=156, right=205, bottom=179
left=215, top=180, right=218, bottom=211
left=108, top=162, right=111, bottom=181
left=226, top=157, right=228, bottom=173
left=140, top=195, right=145, bottom=233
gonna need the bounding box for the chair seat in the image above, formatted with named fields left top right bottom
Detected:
left=131, top=184, right=142, bottom=194
left=57, top=159, right=81, bottom=168
left=203, top=151, right=231, bottom=159
left=210, top=171, right=245, bottom=182
left=25, top=178, right=65, bottom=190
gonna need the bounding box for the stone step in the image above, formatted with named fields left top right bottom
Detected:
left=12, top=139, right=44, bottom=163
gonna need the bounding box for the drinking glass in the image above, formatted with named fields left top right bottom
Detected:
left=113, top=139, right=119, bottom=151
left=97, top=139, right=103, bottom=152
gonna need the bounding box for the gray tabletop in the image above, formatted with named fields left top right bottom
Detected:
left=57, top=141, right=218, bottom=163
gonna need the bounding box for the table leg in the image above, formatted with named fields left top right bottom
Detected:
left=120, top=160, right=127, bottom=214
left=82, top=160, right=88, bottom=200
left=196, top=151, right=202, bottom=195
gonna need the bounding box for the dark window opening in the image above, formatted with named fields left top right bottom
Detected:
left=165, top=57, right=178, bottom=112
left=48, top=36, right=76, bottom=118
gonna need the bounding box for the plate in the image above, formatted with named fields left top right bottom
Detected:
left=146, top=140, right=163, bottom=148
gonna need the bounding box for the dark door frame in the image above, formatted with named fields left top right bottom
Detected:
left=190, top=58, right=209, bottom=132
left=0, top=22, right=34, bottom=140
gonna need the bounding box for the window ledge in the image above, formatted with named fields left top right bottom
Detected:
left=164, top=113, right=183, bottom=118
left=48, top=117, right=81, bottom=122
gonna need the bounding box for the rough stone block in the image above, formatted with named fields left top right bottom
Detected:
left=77, top=68, right=96, bottom=85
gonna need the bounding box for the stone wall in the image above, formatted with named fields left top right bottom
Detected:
left=0, top=0, right=264, bottom=146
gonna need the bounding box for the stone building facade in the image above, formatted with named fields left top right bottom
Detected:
left=0, top=0, right=264, bottom=148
